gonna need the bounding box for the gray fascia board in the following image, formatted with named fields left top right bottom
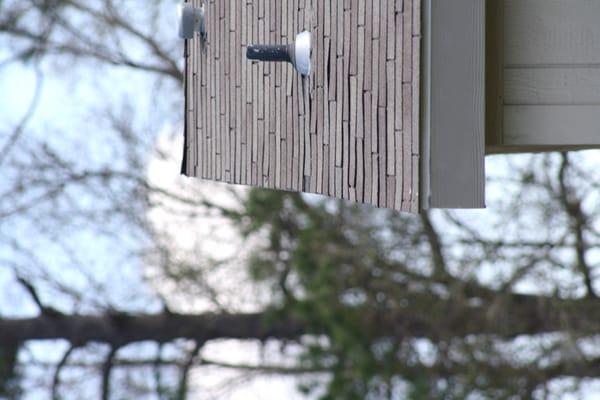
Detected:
left=423, top=0, right=486, bottom=209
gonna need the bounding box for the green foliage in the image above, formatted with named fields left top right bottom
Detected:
left=238, top=189, right=421, bottom=399
left=235, top=188, right=563, bottom=399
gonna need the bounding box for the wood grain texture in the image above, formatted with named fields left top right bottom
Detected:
left=183, top=0, right=421, bottom=212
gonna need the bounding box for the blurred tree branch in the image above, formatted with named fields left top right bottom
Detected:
left=101, top=346, right=118, bottom=400
left=0, top=0, right=183, bottom=81
left=51, top=344, right=75, bottom=400
left=1, top=289, right=599, bottom=345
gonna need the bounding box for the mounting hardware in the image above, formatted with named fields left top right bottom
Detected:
left=247, top=31, right=312, bottom=77
left=178, top=3, right=206, bottom=40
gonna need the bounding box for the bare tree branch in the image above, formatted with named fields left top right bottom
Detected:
left=558, top=153, right=597, bottom=298
left=51, top=345, right=76, bottom=400
left=101, top=346, right=118, bottom=400
left=153, top=344, right=166, bottom=400
left=15, top=275, right=62, bottom=317
left=420, top=211, right=449, bottom=279
left=0, top=312, right=306, bottom=346
left=0, top=63, right=43, bottom=165
left=0, top=0, right=183, bottom=82
left=1, top=291, right=600, bottom=347
left=175, top=342, right=201, bottom=400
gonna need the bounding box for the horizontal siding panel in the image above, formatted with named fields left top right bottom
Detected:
left=504, top=68, right=600, bottom=105
left=504, top=105, right=600, bottom=145
left=504, top=0, right=600, bottom=66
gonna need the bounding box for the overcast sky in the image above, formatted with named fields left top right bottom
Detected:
left=0, top=45, right=320, bottom=399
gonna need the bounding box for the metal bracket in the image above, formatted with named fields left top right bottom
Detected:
left=247, top=31, right=312, bottom=77
left=178, top=3, right=206, bottom=40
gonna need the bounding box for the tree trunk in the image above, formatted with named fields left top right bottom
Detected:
left=1, top=292, right=599, bottom=346
left=0, top=312, right=305, bottom=346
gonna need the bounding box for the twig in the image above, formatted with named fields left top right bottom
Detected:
left=52, top=345, right=76, bottom=400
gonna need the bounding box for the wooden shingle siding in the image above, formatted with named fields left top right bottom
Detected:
left=183, top=0, right=421, bottom=212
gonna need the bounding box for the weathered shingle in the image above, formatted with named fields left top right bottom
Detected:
left=183, top=0, right=421, bottom=212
